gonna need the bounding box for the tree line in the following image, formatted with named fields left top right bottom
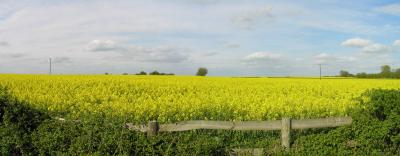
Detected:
left=134, top=71, right=175, bottom=75
left=107, top=67, right=208, bottom=76
left=340, top=65, right=400, bottom=78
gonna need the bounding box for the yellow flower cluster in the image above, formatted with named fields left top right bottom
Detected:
left=1, top=74, right=399, bottom=123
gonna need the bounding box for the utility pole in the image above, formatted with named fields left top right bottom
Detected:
left=49, top=57, right=52, bottom=75
left=319, top=64, right=322, bottom=80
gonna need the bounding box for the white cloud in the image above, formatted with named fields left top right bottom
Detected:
left=341, top=38, right=392, bottom=54
left=0, top=1, right=399, bottom=76
left=199, top=51, right=218, bottom=57
left=181, top=0, right=220, bottom=5
left=340, top=56, right=357, bottom=62
left=231, top=6, right=274, bottom=30
left=52, top=57, right=72, bottom=64
left=376, top=4, right=400, bottom=16
left=0, top=41, right=10, bottom=47
left=86, top=40, right=120, bottom=52
left=341, top=38, right=372, bottom=47
left=314, top=53, right=336, bottom=64
left=315, top=53, right=330, bottom=59
left=224, top=43, right=240, bottom=49
left=362, top=43, right=390, bottom=54
left=394, top=40, right=400, bottom=46
left=314, top=53, right=358, bottom=64
left=143, top=46, right=190, bottom=63
left=0, top=52, right=25, bottom=58
left=244, top=52, right=282, bottom=61
left=87, top=40, right=190, bottom=63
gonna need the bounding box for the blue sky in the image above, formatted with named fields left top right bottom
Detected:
left=0, top=0, right=400, bottom=76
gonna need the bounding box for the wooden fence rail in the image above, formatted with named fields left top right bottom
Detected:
left=125, top=116, right=352, bottom=150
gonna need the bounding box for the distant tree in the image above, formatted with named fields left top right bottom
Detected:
left=149, top=70, right=160, bottom=75
left=348, top=65, right=400, bottom=79
left=146, top=70, right=174, bottom=76
left=105, top=72, right=109, bottom=75
left=122, top=73, right=129, bottom=75
left=339, top=70, right=353, bottom=77
left=196, top=67, right=208, bottom=76
left=395, top=68, right=400, bottom=78
left=356, top=72, right=367, bottom=78
left=136, top=71, right=147, bottom=75
left=380, top=65, right=392, bottom=78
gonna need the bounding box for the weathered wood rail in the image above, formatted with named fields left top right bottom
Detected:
left=125, top=117, right=352, bottom=150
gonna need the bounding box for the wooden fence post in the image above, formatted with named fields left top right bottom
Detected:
left=281, top=118, right=291, bottom=151
left=147, top=120, right=159, bottom=137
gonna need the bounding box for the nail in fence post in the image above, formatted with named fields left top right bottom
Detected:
left=281, top=118, right=291, bottom=151
left=147, top=120, right=159, bottom=137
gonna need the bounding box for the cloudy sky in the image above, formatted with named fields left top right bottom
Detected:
left=1, top=0, right=400, bottom=76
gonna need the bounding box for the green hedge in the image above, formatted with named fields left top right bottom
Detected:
left=292, top=89, right=400, bottom=155
left=1, top=87, right=399, bottom=155
left=0, top=87, right=280, bottom=155
left=0, top=87, right=49, bottom=155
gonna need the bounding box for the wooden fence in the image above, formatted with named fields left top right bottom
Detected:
left=125, top=117, right=352, bottom=150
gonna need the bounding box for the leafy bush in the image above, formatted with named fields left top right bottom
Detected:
left=292, top=89, right=400, bottom=155
left=0, top=87, right=49, bottom=155
left=30, top=121, right=280, bottom=155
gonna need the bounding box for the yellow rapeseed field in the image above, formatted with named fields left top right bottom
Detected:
left=1, top=74, right=399, bottom=123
